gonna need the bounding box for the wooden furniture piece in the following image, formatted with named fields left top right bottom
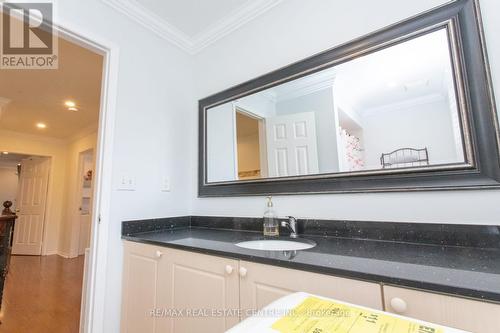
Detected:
left=0, top=204, right=17, bottom=310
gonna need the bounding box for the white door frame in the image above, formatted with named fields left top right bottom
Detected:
left=70, top=148, right=95, bottom=258
left=54, top=20, right=119, bottom=333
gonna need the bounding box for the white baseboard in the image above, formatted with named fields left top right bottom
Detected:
left=43, top=250, right=59, bottom=256
left=57, top=252, right=72, bottom=258
left=43, top=250, right=75, bottom=258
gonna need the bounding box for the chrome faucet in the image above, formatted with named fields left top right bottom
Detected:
left=281, top=216, right=299, bottom=238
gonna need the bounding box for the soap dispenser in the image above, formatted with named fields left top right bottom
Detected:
left=263, top=196, right=279, bottom=236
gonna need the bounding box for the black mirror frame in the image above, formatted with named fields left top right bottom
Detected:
left=198, top=0, right=500, bottom=197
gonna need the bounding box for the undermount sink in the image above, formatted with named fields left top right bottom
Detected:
left=235, top=239, right=316, bottom=251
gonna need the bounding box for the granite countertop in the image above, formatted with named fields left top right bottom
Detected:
left=122, top=216, right=500, bottom=303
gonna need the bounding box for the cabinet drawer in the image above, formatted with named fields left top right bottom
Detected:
left=383, top=285, right=500, bottom=333
left=239, top=260, right=383, bottom=315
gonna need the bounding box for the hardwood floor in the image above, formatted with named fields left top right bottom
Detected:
left=0, top=255, right=85, bottom=333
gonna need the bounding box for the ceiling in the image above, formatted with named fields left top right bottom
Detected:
left=137, top=0, right=249, bottom=38
left=259, top=28, right=452, bottom=114
left=102, top=0, right=284, bottom=54
left=334, top=28, right=452, bottom=113
left=0, top=37, right=103, bottom=139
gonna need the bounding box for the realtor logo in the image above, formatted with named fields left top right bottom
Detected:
left=1, top=2, right=58, bottom=69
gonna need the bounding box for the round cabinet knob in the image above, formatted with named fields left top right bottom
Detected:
left=239, top=267, right=248, bottom=277
left=225, top=265, right=234, bottom=275
left=155, top=250, right=163, bottom=258
left=390, top=297, right=408, bottom=314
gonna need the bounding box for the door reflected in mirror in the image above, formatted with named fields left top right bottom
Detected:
left=206, top=28, right=467, bottom=183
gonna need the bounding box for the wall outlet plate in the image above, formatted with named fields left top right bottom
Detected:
left=161, top=176, right=171, bottom=192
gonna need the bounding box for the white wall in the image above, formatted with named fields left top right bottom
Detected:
left=0, top=165, right=19, bottom=207
left=191, top=0, right=500, bottom=225
left=237, top=93, right=276, bottom=118
left=55, top=1, right=195, bottom=332
left=362, top=98, right=458, bottom=168
left=207, top=103, right=236, bottom=182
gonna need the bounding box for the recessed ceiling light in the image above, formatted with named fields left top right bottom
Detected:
left=68, top=107, right=79, bottom=112
left=36, top=123, right=47, bottom=129
left=64, top=100, right=76, bottom=108
left=2, top=151, right=8, bottom=155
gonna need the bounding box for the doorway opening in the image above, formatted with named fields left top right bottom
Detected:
left=0, top=13, right=109, bottom=332
left=235, top=109, right=268, bottom=180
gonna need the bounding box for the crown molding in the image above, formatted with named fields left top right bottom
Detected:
left=189, top=0, right=284, bottom=54
left=101, top=0, right=193, bottom=52
left=360, top=93, right=447, bottom=117
left=101, top=0, right=284, bottom=55
left=275, top=71, right=336, bottom=103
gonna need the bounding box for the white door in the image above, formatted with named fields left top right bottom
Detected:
left=12, top=157, right=50, bottom=255
left=265, top=112, right=319, bottom=177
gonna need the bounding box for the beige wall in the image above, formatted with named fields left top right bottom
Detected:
left=0, top=129, right=97, bottom=256
left=0, top=165, right=19, bottom=208
left=237, top=133, right=260, bottom=172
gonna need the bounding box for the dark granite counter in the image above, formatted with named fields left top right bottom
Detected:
left=122, top=216, right=500, bottom=303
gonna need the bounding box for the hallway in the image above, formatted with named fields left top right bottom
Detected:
left=0, top=255, right=84, bottom=332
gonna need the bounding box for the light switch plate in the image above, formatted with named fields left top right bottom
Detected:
left=117, top=174, right=136, bottom=191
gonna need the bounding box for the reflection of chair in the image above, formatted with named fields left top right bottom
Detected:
left=380, top=148, right=429, bottom=168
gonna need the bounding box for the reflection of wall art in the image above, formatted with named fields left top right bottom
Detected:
left=340, top=128, right=364, bottom=172
left=84, top=170, right=93, bottom=181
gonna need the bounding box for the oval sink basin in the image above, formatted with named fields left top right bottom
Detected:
left=235, top=239, right=316, bottom=251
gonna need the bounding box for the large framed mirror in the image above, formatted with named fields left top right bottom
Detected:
left=199, top=0, right=500, bottom=197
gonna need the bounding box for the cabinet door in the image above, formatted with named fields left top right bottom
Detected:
left=161, top=248, right=240, bottom=333
left=384, top=285, right=500, bottom=333
left=121, top=241, right=168, bottom=333
left=239, top=260, right=383, bottom=317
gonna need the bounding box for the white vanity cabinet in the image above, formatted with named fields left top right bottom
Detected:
left=121, top=241, right=240, bottom=333
left=238, top=260, right=383, bottom=317
left=121, top=241, right=382, bottom=332
left=121, top=241, right=169, bottom=333
left=383, top=285, right=500, bottom=333
left=122, top=241, right=500, bottom=333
